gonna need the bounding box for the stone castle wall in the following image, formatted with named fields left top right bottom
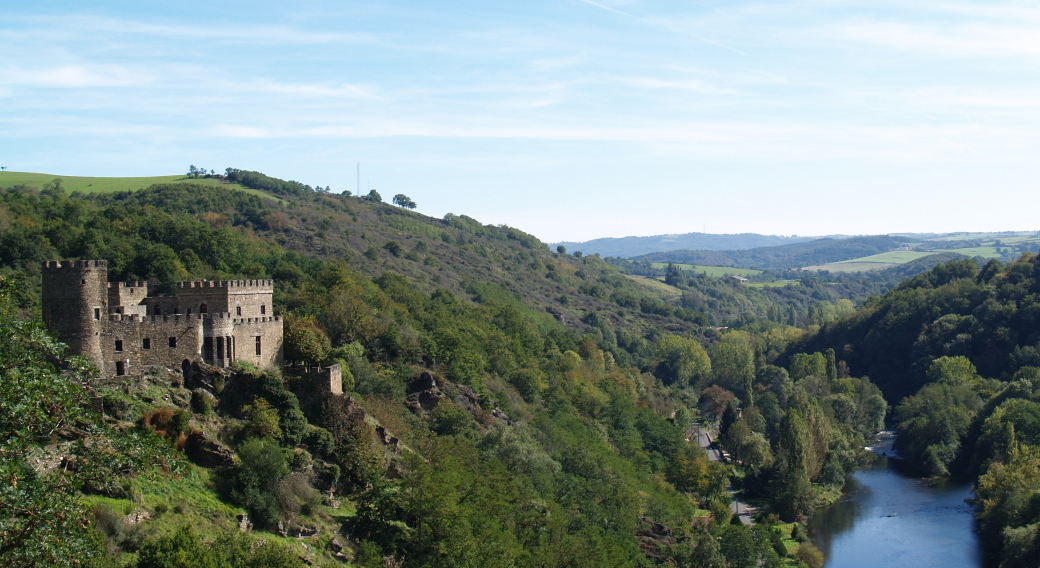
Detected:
left=42, top=261, right=283, bottom=376
left=100, top=314, right=204, bottom=377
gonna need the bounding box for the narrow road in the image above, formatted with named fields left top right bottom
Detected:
left=692, top=423, right=753, bottom=526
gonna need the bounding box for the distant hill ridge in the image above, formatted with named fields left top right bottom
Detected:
left=552, top=232, right=813, bottom=258
left=640, top=235, right=908, bottom=270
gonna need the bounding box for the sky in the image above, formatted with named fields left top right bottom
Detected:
left=2, top=0, right=1040, bottom=243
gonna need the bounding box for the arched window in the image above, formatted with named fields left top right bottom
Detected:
left=199, top=303, right=208, bottom=314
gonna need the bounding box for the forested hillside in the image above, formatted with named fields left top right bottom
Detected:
left=8, top=174, right=1033, bottom=567
left=1, top=176, right=876, bottom=568
left=637, top=236, right=906, bottom=270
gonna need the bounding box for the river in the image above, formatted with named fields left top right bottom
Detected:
left=809, top=431, right=984, bottom=568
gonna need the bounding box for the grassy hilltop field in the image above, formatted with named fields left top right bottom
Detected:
left=1, top=170, right=1039, bottom=568
left=0, top=170, right=277, bottom=201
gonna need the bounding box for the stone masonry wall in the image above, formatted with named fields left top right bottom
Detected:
left=175, top=280, right=273, bottom=318
left=231, top=316, right=283, bottom=369
left=100, top=314, right=204, bottom=376
left=41, top=260, right=108, bottom=368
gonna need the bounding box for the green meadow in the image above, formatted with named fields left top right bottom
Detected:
left=650, top=262, right=763, bottom=277
left=0, top=171, right=279, bottom=201
left=837, top=250, right=933, bottom=264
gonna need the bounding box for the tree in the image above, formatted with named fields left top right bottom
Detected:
left=655, top=334, right=711, bottom=388
left=392, top=194, right=416, bottom=209
left=557, top=245, right=566, bottom=255
left=367, top=189, right=382, bottom=202
left=283, top=313, right=331, bottom=364
left=712, top=343, right=755, bottom=404
left=790, top=352, right=826, bottom=382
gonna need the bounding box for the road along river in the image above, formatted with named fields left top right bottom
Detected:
left=808, top=431, right=983, bottom=568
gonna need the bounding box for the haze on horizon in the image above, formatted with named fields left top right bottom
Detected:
left=2, top=0, right=1039, bottom=243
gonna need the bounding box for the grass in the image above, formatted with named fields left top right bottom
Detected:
left=803, top=262, right=897, bottom=273
left=933, top=246, right=1001, bottom=257
left=650, top=262, right=763, bottom=277
left=746, top=280, right=800, bottom=288
left=837, top=250, right=933, bottom=264
left=625, top=275, right=682, bottom=297
left=0, top=171, right=281, bottom=201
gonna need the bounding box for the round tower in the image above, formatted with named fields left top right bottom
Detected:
left=41, top=260, right=108, bottom=368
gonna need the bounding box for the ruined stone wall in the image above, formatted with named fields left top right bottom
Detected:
left=231, top=316, right=283, bottom=369
left=41, top=260, right=108, bottom=368
left=285, top=363, right=343, bottom=395
left=99, top=314, right=204, bottom=376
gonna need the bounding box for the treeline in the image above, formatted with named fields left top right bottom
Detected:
left=225, top=168, right=324, bottom=197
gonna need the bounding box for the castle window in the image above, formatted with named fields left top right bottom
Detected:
left=174, top=307, right=181, bottom=315
left=94, top=308, right=101, bottom=320
left=143, top=338, right=150, bottom=350
left=187, top=309, right=192, bottom=316
left=236, top=306, right=242, bottom=316
left=199, top=304, right=208, bottom=314
left=169, top=337, right=177, bottom=348
left=255, top=336, right=262, bottom=356
left=261, top=305, right=266, bottom=315
left=115, top=340, right=123, bottom=352
left=116, top=361, right=126, bottom=376
left=81, top=279, right=86, bottom=285
left=154, top=305, right=161, bottom=316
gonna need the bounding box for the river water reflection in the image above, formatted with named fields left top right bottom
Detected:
left=809, top=431, right=983, bottom=568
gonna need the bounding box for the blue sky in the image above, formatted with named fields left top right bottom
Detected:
left=2, top=1, right=1039, bottom=243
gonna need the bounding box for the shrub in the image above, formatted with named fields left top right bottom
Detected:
left=224, top=438, right=288, bottom=527
left=102, top=392, right=134, bottom=419
left=432, top=400, right=474, bottom=437
left=305, top=426, right=335, bottom=458
left=191, top=389, right=215, bottom=415
left=242, top=398, right=282, bottom=441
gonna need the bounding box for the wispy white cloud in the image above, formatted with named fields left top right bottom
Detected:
left=0, top=65, right=153, bottom=88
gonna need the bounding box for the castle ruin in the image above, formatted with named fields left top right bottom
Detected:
left=41, top=260, right=283, bottom=377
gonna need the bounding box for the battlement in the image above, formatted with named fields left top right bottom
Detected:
left=177, top=279, right=273, bottom=290
left=109, top=281, right=147, bottom=289
left=232, top=316, right=281, bottom=324
left=42, top=260, right=108, bottom=269
left=109, top=313, right=203, bottom=323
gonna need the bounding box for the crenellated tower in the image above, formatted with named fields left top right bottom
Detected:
left=41, top=260, right=108, bottom=368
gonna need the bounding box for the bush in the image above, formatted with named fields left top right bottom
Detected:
left=102, top=392, right=134, bottom=419
left=432, top=400, right=474, bottom=437
left=224, top=438, right=288, bottom=527
left=191, top=389, right=215, bottom=415
left=509, top=368, right=542, bottom=403
left=305, top=426, right=335, bottom=458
